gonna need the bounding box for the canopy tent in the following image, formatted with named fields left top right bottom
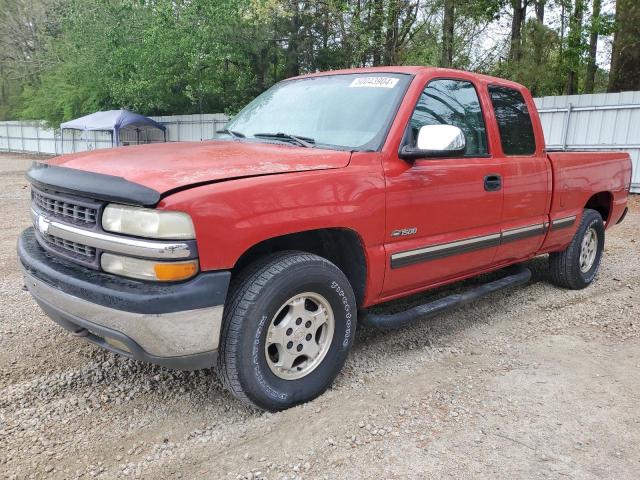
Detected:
left=60, top=109, right=166, bottom=152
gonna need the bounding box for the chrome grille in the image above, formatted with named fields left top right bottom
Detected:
left=41, top=232, right=96, bottom=259
left=32, top=189, right=97, bottom=225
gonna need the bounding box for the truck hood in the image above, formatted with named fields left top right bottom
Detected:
left=50, top=140, right=351, bottom=194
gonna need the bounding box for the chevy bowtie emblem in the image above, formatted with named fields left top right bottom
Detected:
left=37, top=214, right=50, bottom=235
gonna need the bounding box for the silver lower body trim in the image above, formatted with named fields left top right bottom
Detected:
left=391, top=232, right=502, bottom=268
left=23, top=270, right=222, bottom=357
left=551, top=215, right=577, bottom=229
left=391, top=219, right=563, bottom=269
left=502, top=223, right=548, bottom=239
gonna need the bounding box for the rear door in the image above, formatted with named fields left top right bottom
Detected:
left=487, top=86, right=551, bottom=263
left=382, top=78, right=503, bottom=298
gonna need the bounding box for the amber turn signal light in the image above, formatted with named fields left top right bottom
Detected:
left=101, top=253, right=199, bottom=282
left=153, top=261, right=199, bottom=282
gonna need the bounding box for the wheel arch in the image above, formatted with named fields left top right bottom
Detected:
left=232, top=228, right=368, bottom=307
left=585, top=191, right=613, bottom=224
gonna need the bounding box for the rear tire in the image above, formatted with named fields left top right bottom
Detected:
left=549, top=209, right=604, bottom=289
left=215, top=251, right=357, bottom=411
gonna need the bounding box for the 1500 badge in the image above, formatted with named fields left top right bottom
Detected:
left=391, top=227, right=417, bottom=237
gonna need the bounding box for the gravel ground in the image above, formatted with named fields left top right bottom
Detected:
left=1, top=152, right=639, bottom=480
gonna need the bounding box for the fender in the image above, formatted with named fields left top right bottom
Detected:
left=158, top=152, right=387, bottom=273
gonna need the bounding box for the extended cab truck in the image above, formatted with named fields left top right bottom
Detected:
left=18, top=67, right=631, bottom=411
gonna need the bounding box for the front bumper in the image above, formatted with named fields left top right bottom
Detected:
left=18, top=228, right=231, bottom=370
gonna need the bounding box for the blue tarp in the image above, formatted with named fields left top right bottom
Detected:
left=60, top=109, right=166, bottom=148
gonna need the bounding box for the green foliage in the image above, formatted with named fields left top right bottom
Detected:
left=494, top=19, right=567, bottom=96
left=0, top=0, right=634, bottom=123
left=19, top=0, right=247, bottom=124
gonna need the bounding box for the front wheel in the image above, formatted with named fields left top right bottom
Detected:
left=549, top=208, right=605, bottom=289
left=216, top=251, right=357, bottom=411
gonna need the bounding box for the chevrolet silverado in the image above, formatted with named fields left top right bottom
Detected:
left=19, top=67, right=632, bottom=410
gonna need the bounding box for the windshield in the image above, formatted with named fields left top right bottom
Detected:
left=225, top=73, right=411, bottom=150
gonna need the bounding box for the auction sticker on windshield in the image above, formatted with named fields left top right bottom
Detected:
left=349, top=77, right=399, bottom=88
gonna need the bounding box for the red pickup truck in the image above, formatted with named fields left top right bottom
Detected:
left=19, top=67, right=631, bottom=411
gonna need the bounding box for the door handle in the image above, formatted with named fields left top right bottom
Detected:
left=484, top=174, right=502, bottom=192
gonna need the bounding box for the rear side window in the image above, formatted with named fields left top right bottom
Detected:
left=409, top=79, right=488, bottom=156
left=488, top=86, right=536, bottom=155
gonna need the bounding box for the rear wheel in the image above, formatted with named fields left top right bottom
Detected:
left=549, top=209, right=605, bottom=289
left=215, top=251, right=357, bottom=411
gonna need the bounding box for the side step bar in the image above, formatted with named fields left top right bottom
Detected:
left=360, top=265, right=532, bottom=330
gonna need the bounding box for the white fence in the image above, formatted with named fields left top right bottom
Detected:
left=535, top=91, right=640, bottom=193
left=0, top=113, right=229, bottom=155
left=1, top=93, right=639, bottom=192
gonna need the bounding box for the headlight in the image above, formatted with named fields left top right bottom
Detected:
left=101, top=253, right=199, bottom=282
left=102, top=204, right=195, bottom=240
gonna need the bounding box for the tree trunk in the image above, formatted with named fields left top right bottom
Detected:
left=0, top=66, right=6, bottom=107
left=251, top=46, right=270, bottom=93
left=566, top=0, right=585, bottom=95
left=559, top=1, right=566, bottom=55
left=440, top=0, right=455, bottom=67
left=584, top=0, right=601, bottom=93
left=371, top=0, right=384, bottom=66
left=509, top=0, right=526, bottom=62
left=383, top=0, right=399, bottom=65
left=284, top=1, right=301, bottom=78
left=608, top=0, right=640, bottom=92
left=533, top=0, right=547, bottom=68
left=535, top=0, right=545, bottom=22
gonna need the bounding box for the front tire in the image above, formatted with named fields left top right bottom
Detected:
left=216, top=251, right=357, bottom=411
left=549, top=208, right=605, bottom=289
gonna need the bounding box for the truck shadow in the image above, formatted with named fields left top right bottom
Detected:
left=352, top=255, right=552, bottom=352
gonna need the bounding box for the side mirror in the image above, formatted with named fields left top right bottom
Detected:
left=399, top=124, right=466, bottom=161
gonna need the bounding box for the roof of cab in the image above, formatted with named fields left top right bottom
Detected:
left=291, top=66, right=527, bottom=91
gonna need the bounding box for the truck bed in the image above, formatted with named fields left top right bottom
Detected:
left=546, top=150, right=631, bottom=224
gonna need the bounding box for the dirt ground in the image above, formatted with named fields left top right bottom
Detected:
left=1, top=152, right=638, bottom=480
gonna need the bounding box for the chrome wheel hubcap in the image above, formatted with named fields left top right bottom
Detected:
left=580, top=227, right=598, bottom=273
left=265, top=292, right=334, bottom=380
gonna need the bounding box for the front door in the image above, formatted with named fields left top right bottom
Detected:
left=382, top=78, right=503, bottom=298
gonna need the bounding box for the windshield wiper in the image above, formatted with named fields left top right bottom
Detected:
left=217, top=128, right=246, bottom=139
left=253, top=132, right=315, bottom=148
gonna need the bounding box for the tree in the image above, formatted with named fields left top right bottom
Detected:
left=566, top=0, right=585, bottom=95
left=534, top=0, right=545, bottom=22
left=608, top=0, right=640, bottom=92
left=439, top=0, right=503, bottom=68
left=509, top=0, right=527, bottom=62
left=497, top=17, right=566, bottom=96
left=532, top=0, right=545, bottom=66
left=0, top=0, right=55, bottom=118
left=441, top=0, right=455, bottom=66
left=584, top=0, right=600, bottom=93
left=2, top=0, right=638, bottom=123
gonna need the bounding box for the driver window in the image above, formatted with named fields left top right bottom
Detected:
left=409, top=79, right=488, bottom=156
